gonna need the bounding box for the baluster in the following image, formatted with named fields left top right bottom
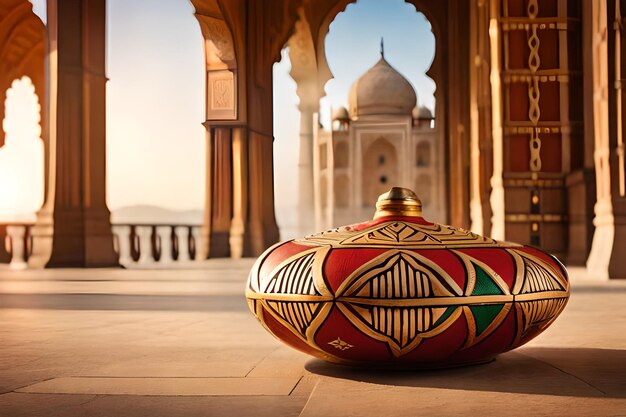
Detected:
left=176, top=226, right=190, bottom=262
left=151, top=225, right=161, bottom=262
left=191, top=226, right=201, bottom=261
left=130, top=226, right=140, bottom=262
left=24, top=225, right=33, bottom=262
left=171, top=226, right=179, bottom=261
left=156, top=226, right=173, bottom=264
left=6, top=226, right=27, bottom=270
left=136, top=225, right=154, bottom=265
left=0, top=225, right=10, bottom=263
left=113, top=225, right=133, bottom=266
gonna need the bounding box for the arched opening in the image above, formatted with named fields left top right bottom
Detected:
left=0, top=76, right=44, bottom=221
left=416, top=141, right=431, bottom=167
left=272, top=47, right=301, bottom=240
left=106, top=0, right=205, bottom=224
left=362, top=137, right=398, bottom=206
left=334, top=141, right=349, bottom=168
left=293, top=0, right=444, bottom=224
left=321, top=0, right=437, bottom=129
left=335, top=175, right=350, bottom=208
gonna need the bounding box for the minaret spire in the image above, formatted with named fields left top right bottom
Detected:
left=380, top=37, right=385, bottom=58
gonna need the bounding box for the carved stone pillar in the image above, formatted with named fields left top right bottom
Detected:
left=29, top=0, right=118, bottom=268
left=297, top=106, right=316, bottom=235
left=587, top=0, right=614, bottom=277
left=229, top=127, right=249, bottom=258
left=0, top=225, right=9, bottom=263
left=287, top=10, right=329, bottom=237
left=491, top=0, right=584, bottom=262
left=200, top=126, right=233, bottom=258
left=608, top=0, right=626, bottom=277
left=447, top=0, right=472, bottom=229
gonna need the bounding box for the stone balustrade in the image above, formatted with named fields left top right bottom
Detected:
left=111, top=224, right=202, bottom=268
left=0, top=224, right=32, bottom=269
left=0, top=223, right=202, bottom=269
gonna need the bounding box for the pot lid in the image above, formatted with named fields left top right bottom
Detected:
left=297, top=187, right=519, bottom=249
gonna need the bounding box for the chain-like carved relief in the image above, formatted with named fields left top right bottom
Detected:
left=528, top=78, right=541, bottom=125
left=527, top=0, right=539, bottom=20
left=527, top=25, right=541, bottom=73
left=525, top=0, right=542, bottom=174
left=529, top=127, right=542, bottom=172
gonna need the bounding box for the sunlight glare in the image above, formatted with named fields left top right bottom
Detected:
left=0, top=76, right=44, bottom=222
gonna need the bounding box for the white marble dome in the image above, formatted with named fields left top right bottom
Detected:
left=348, top=56, right=417, bottom=117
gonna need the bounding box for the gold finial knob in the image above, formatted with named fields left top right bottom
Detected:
left=374, top=187, right=423, bottom=219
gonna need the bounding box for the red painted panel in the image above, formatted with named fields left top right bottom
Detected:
left=259, top=241, right=312, bottom=279
left=414, top=249, right=467, bottom=292
left=401, top=311, right=468, bottom=364
left=261, top=307, right=321, bottom=358
left=538, top=133, right=562, bottom=172
left=323, top=248, right=388, bottom=293
left=453, top=305, right=516, bottom=363
left=507, top=135, right=531, bottom=172
left=315, top=305, right=390, bottom=362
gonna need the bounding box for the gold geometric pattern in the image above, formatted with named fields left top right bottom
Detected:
left=344, top=222, right=440, bottom=245
left=246, top=239, right=569, bottom=362
left=262, top=251, right=319, bottom=295
left=297, top=221, right=514, bottom=249
left=518, top=298, right=568, bottom=338
left=265, top=300, right=323, bottom=339
left=509, top=249, right=568, bottom=295
left=338, top=303, right=460, bottom=357
left=328, top=337, right=353, bottom=351
left=337, top=251, right=461, bottom=299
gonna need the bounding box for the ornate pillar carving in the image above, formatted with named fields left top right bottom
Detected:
left=470, top=0, right=494, bottom=235
left=491, top=0, right=584, bottom=262
left=202, top=125, right=233, bottom=258
left=489, top=0, right=505, bottom=240
left=288, top=9, right=329, bottom=236
left=194, top=0, right=289, bottom=258
left=587, top=0, right=613, bottom=277
left=607, top=0, right=626, bottom=277
left=447, top=0, right=472, bottom=229
left=29, top=0, right=118, bottom=268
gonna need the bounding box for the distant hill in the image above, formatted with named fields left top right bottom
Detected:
left=111, top=205, right=203, bottom=225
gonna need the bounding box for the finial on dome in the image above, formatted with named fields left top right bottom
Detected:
left=380, top=37, right=385, bottom=58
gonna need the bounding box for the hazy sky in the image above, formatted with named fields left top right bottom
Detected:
left=3, top=0, right=435, bottom=226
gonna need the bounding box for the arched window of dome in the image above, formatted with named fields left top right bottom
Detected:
left=334, top=141, right=349, bottom=168
left=416, top=141, right=431, bottom=167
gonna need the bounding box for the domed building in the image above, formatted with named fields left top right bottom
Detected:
left=314, top=51, right=445, bottom=228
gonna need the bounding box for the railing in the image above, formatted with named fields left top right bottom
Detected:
left=0, top=223, right=33, bottom=269
left=112, top=224, right=202, bottom=268
left=0, top=223, right=202, bottom=269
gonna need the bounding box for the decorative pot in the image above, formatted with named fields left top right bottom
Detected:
left=246, top=187, right=569, bottom=367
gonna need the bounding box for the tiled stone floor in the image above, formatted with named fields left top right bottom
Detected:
left=0, top=261, right=625, bottom=416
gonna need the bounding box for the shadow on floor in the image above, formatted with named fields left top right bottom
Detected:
left=0, top=293, right=248, bottom=311
left=305, top=347, right=626, bottom=398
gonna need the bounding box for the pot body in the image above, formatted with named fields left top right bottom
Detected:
left=246, top=211, right=569, bottom=368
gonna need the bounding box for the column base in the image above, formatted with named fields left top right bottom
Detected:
left=29, top=207, right=119, bottom=268
left=0, top=225, right=10, bottom=263
left=209, top=231, right=231, bottom=258
left=566, top=169, right=595, bottom=266
left=609, top=215, right=626, bottom=279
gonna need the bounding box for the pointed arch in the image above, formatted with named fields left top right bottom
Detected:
left=0, top=0, right=45, bottom=147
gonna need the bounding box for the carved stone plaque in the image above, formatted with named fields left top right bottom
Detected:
left=207, top=69, right=237, bottom=120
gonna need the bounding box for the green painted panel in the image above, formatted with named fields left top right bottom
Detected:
left=471, top=262, right=503, bottom=296
left=470, top=304, right=504, bottom=336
